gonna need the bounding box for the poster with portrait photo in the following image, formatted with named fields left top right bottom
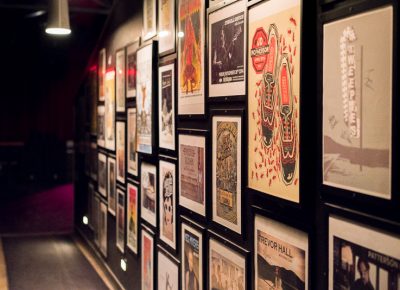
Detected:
left=127, top=183, right=139, bottom=254
left=99, top=201, right=108, bottom=257
left=141, top=162, right=157, bottom=227
left=98, top=153, right=107, bottom=197
left=255, top=214, right=309, bottom=290
left=209, top=238, right=246, bottom=290
left=323, top=6, right=393, bottom=199
left=116, top=121, right=125, bottom=183
left=182, top=222, right=203, bottom=290
left=159, top=63, right=176, bottom=151
left=116, top=189, right=125, bottom=253
left=179, top=134, right=206, bottom=216
left=98, top=48, right=106, bottom=101
left=107, top=158, right=116, bottom=215
left=177, top=0, right=205, bottom=115
left=142, top=228, right=154, bottom=290
left=127, top=108, right=138, bottom=176
left=208, top=0, right=246, bottom=98
left=105, top=70, right=116, bottom=151
left=159, top=160, right=176, bottom=249
left=158, top=0, right=176, bottom=55
left=116, top=49, right=126, bottom=112
left=158, top=249, right=179, bottom=290
left=143, top=0, right=157, bottom=41
left=97, top=106, right=105, bottom=148
left=126, top=41, right=140, bottom=98
left=90, top=142, right=98, bottom=180
left=329, top=215, right=400, bottom=290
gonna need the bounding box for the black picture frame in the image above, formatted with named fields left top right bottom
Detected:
left=156, top=244, right=181, bottom=290
left=141, top=224, right=156, bottom=290
left=158, top=0, right=177, bottom=57
left=125, top=38, right=141, bottom=99
left=115, top=47, right=126, bottom=113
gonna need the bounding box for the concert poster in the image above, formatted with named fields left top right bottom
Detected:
left=143, top=0, right=157, bottom=41
left=181, top=223, right=203, bottom=290
left=209, top=0, right=246, bottom=97
left=127, top=108, right=138, bottom=176
left=248, top=0, right=301, bottom=203
left=127, top=183, right=138, bottom=254
left=126, top=41, right=139, bottom=98
left=105, top=70, right=116, bottom=151
left=159, top=63, right=175, bottom=151
left=158, top=0, right=176, bottom=54
left=158, top=250, right=179, bottom=290
left=116, top=121, right=125, bottom=183
left=323, top=6, right=393, bottom=199
left=98, top=48, right=106, bottom=101
left=97, top=106, right=105, bottom=148
left=116, top=189, right=125, bottom=253
left=99, top=201, right=108, bottom=257
left=116, top=49, right=126, bottom=112
left=107, top=157, right=116, bottom=215
left=141, top=162, right=157, bottom=227
left=142, top=229, right=154, bottom=290
left=98, top=153, right=107, bottom=197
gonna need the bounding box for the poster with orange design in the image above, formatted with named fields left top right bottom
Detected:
left=248, top=0, right=301, bottom=203
left=141, top=229, right=154, bottom=290
left=177, top=0, right=205, bottom=115
left=127, top=183, right=138, bottom=254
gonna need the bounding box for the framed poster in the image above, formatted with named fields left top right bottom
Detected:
left=97, top=106, right=105, bottom=148
left=141, top=162, right=157, bottom=227
left=159, top=159, right=176, bottom=250
left=98, top=48, right=106, bottom=101
left=209, top=0, right=224, bottom=8
left=89, top=67, right=98, bottom=135
left=177, top=0, right=205, bottom=115
left=127, top=182, right=139, bottom=254
left=99, top=201, right=108, bottom=257
left=181, top=221, right=203, bottom=290
left=143, top=0, right=157, bottom=41
left=90, top=142, right=98, bottom=180
left=179, top=132, right=206, bottom=216
left=105, top=70, right=116, bottom=151
left=158, top=247, right=179, bottom=290
left=158, top=0, right=176, bottom=55
left=142, top=228, right=155, bottom=290
left=136, top=43, right=154, bottom=154
left=212, top=114, right=242, bottom=234
left=94, top=195, right=101, bottom=247
left=116, top=188, right=125, bottom=253
left=127, top=108, right=138, bottom=176
left=329, top=215, right=400, bottom=290
left=322, top=6, right=393, bottom=199
left=255, top=214, right=309, bottom=290
left=208, top=0, right=246, bottom=98
left=159, top=62, right=176, bottom=151
left=248, top=0, right=301, bottom=203
left=116, top=121, right=126, bottom=183
left=98, top=153, right=107, bottom=197
left=116, top=48, right=126, bottom=112
left=107, top=157, right=116, bottom=215
left=126, top=40, right=140, bottom=99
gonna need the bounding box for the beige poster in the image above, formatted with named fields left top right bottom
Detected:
left=105, top=70, right=116, bottom=151
left=248, top=0, right=301, bottom=203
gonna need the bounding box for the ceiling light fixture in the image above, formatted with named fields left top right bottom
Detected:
left=45, top=0, right=71, bottom=35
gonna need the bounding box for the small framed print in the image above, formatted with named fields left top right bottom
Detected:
left=208, top=0, right=246, bottom=98
left=107, top=157, right=116, bottom=215
left=127, top=182, right=139, bottom=254
left=116, top=48, right=126, bottom=112
left=98, top=153, right=107, bottom=197
left=105, top=70, right=116, bottom=151
left=99, top=201, right=108, bottom=257
left=126, top=40, right=140, bottom=99
left=255, top=213, right=309, bottom=290
left=158, top=0, right=176, bottom=56
left=90, top=142, right=98, bottom=180
left=157, top=247, right=179, bottom=290
left=116, top=121, right=126, bottom=183
left=143, top=0, right=157, bottom=41
left=116, top=188, right=125, bottom=253
left=141, top=162, right=157, bottom=227
left=127, top=108, right=138, bottom=176
left=179, top=131, right=207, bottom=217
left=212, top=112, right=242, bottom=234
left=97, top=106, right=105, bottom=148
left=141, top=227, right=155, bottom=290
left=159, top=159, right=176, bottom=250
left=158, top=62, right=176, bottom=151
left=98, top=48, right=106, bottom=101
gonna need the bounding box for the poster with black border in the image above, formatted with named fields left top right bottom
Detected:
left=98, top=48, right=106, bottom=101
left=158, top=0, right=176, bottom=55
left=98, top=153, right=107, bottom=197
left=127, top=182, right=139, bottom=254
left=127, top=108, right=139, bottom=176
left=116, top=121, right=126, bottom=183
left=142, top=228, right=154, bottom=290
left=107, top=157, right=116, bottom=215
left=116, top=188, right=125, bottom=253
left=99, top=201, right=108, bottom=257
left=105, top=70, right=116, bottom=151
left=141, top=162, right=157, bottom=227
left=158, top=248, right=179, bottom=290
left=126, top=41, right=140, bottom=99
left=116, top=49, right=126, bottom=112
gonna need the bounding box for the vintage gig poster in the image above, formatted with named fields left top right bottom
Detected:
left=116, top=122, right=125, bottom=183
left=329, top=216, right=400, bottom=290
left=98, top=48, right=106, bottom=101
left=159, top=63, right=176, bottom=151
left=178, top=0, right=205, bottom=115
left=159, top=160, right=176, bottom=249
left=158, top=250, right=179, bottom=290
left=98, top=153, right=107, bottom=197
left=126, top=41, right=139, bottom=98
left=323, top=7, right=392, bottom=199
left=158, top=0, right=176, bottom=54
left=209, top=239, right=246, bottom=290
left=116, top=189, right=125, bottom=253
left=209, top=0, right=246, bottom=97
left=137, top=44, right=154, bottom=154
left=97, top=106, right=105, bottom=147
left=142, top=229, right=154, bottom=290
left=105, top=70, right=116, bottom=151
left=107, top=158, right=116, bottom=215
left=127, top=108, right=138, bottom=176
left=248, top=0, right=301, bottom=203
left=99, top=202, right=108, bottom=257
left=116, top=49, right=126, bottom=112
left=141, top=163, right=157, bottom=227
left=179, top=134, right=206, bottom=216
left=255, top=215, right=308, bottom=290
left=212, top=116, right=242, bottom=233
left=127, top=183, right=138, bottom=253
left=181, top=223, right=203, bottom=290
left=143, top=0, right=157, bottom=40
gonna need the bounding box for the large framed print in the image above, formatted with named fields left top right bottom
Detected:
left=255, top=214, right=309, bottom=290
left=143, top=0, right=157, bottom=41
left=329, top=215, right=400, bottom=290
left=98, top=48, right=106, bottom=101
left=126, top=40, right=140, bottom=99
left=116, top=121, right=126, bottom=183
left=212, top=114, right=242, bottom=234
left=97, top=106, right=105, bottom=147
left=322, top=6, right=393, bottom=199
left=107, top=157, right=116, bottom=215
left=142, top=228, right=155, bottom=290
left=127, top=182, right=139, bottom=254
left=98, top=153, right=107, bottom=197
left=141, top=162, right=157, bottom=227
left=105, top=70, right=116, bottom=151
left=127, top=108, right=138, bottom=176
left=159, top=159, right=176, bottom=250
left=159, top=62, right=176, bottom=151
left=116, top=189, right=125, bottom=253
left=248, top=0, right=301, bottom=203
left=137, top=43, right=155, bottom=154
left=179, top=132, right=206, bottom=216
left=177, top=0, right=205, bottom=116
left=158, top=0, right=176, bottom=55
left=99, top=201, right=108, bottom=257
left=208, top=0, right=246, bottom=98
left=158, top=247, right=179, bottom=290
left=116, top=49, right=126, bottom=112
